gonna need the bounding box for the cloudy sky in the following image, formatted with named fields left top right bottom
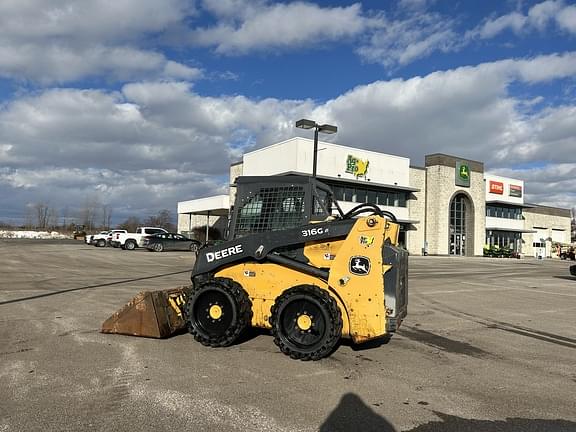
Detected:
left=0, top=0, right=575, bottom=225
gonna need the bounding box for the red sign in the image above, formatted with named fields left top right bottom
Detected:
left=489, top=181, right=504, bottom=194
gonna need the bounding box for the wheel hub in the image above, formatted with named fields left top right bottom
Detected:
left=296, top=314, right=312, bottom=331
left=209, top=304, right=223, bottom=320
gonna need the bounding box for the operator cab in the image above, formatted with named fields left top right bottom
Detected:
left=228, top=175, right=337, bottom=240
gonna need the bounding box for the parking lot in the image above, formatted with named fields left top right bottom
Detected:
left=1, top=240, right=576, bottom=432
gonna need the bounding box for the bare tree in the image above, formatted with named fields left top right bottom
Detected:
left=0, top=220, right=14, bottom=229
left=145, top=209, right=175, bottom=231
left=570, top=207, right=576, bottom=243
left=24, top=204, right=34, bottom=229
left=118, top=216, right=141, bottom=233
left=47, top=207, right=59, bottom=230
left=80, top=196, right=101, bottom=232
left=61, top=206, right=70, bottom=229
left=34, top=202, right=50, bottom=229
left=102, top=204, right=113, bottom=230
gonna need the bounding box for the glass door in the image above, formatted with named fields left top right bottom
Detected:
left=450, top=194, right=467, bottom=256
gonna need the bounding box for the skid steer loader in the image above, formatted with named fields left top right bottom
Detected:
left=102, top=175, right=408, bottom=360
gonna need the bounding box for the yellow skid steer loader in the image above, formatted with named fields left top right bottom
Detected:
left=102, top=175, right=408, bottom=360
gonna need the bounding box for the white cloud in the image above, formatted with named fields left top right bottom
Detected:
left=475, top=12, right=527, bottom=39
left=0, top=0, right=198, bottom=83
left=315, top=53, right=576, bottom=165
left=490, top=163, right=576, bottom=209
left=556, top=4, right=576, bottom=32
left=398, top=0, right=430, bottom=11
left=1, top=52, right=576, bottom=220
left=0, top=44, right=203, bottom=83
left=192, top=1, right=461, bottom=68
left=0, top=0, right=191, bottom=43
left=191, top=2, right=366, bottom=54
left=357, top=9, right=460, bottom=68
left=528, top=0, right=563, bottom=30
left=469, top=0, right=576, bottom=40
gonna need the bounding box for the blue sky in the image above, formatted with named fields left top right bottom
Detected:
left=0, top=0, right=575, bottom=225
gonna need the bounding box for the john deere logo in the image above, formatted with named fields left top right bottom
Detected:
left=349, top=256, right=371, bottom=276
left=346, top=155, right=369, bottom=179
left=455, top=161, right=470, bottom=187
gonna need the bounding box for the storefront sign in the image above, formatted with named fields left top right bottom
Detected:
left=455, top=161, right=470, bottom=187
left=345, top=155, right=369, bottom=179
left=509, top=184, right=522, bottom=197
left=489, top=181, right=504, bottom=194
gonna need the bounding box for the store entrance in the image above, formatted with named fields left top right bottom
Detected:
left=449, top=194, right=473, bottom=256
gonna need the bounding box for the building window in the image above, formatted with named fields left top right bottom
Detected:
left=486, top=230, right=522, bottom=252
left=326, top=181, right=408, bottom=208
left=486, top=205, right=522, bottom=220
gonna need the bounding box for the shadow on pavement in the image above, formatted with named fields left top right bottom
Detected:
left=0, top=269, right=191, bottom=306
left=553, top=276, right=576, bottom=281
left=403, top=411, right=576, bottom=432
left=320, top=393, right=397, bottom=432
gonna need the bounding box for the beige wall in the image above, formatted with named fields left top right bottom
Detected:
left=407, top=167, right=426, bottom=255
left=229, top=162, right=243, bottom=205
left=523, top=209, right=571, bottom=258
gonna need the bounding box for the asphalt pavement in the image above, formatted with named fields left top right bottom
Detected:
left=1, top=239, right=576, bottom=431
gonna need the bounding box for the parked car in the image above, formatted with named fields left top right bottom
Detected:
left=106, top=229, right=127, bottom=246
left=89, top=230, right=128, bottom=247
left=571, top=264, right=576, bottom=277
left=143, top=232, right=201, bottom=253
left=111, top=227, right=168, bottom=250
left=560, top=247, right=575, bottom=261
left=88, top=231, right=111, bottom=247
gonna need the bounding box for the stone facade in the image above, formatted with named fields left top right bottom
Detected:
left=424, top=155, right=486, bottom=256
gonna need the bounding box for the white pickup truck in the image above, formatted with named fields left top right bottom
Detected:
left=89, top=229, right=128, bottom=247
left=111, top=227, right=168, bottom=250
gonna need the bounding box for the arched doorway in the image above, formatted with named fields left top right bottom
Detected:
left=449, top=193, right=474, bottom=256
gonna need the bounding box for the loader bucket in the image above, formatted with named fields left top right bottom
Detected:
left=101, top=287, right=189, bottom=338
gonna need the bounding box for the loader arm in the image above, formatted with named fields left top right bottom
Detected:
left=192, top=218, right=356, bottom=277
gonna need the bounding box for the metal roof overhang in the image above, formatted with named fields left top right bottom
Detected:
left=178, top=195, right=230, bottom=216
left=485, top=227, right=537, bottom=233
left=275, top=171, right=420, bottom=192
left=397, top=218, right=420, bottom=224
left=185, top=209, right=229, bottom=216
left=486, top=200, right=535, bottom=208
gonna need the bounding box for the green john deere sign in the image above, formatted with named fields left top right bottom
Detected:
left=455, top=161, right=470, bottom=187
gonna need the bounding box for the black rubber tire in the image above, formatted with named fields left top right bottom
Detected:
left=97, top=239, right=106, bottom=247
left=184, top=278, right=252, bottom=347
left=270, top=285, right=342, bottom=361
left=153, top=243, right=164, bottom=252
left=189, top=242, right=199, bottom=253
left=125, top=240, right=136, bottom=250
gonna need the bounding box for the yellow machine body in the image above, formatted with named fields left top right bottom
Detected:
left=214, top=216, right=401, bottom=344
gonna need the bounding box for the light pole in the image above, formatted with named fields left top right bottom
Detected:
left=295, top=119, right=337, bottom=179
left=295, top=119, right=337, bottom=219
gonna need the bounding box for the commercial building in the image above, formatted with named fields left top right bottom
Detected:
left=178, top=138, right=572, bottom=257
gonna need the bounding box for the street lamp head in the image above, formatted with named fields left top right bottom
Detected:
left=318, top=124, right=337, bottom=134
left=295, top=118, right=316, bottom=129
left=295, top=118, right=339, bottom=180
